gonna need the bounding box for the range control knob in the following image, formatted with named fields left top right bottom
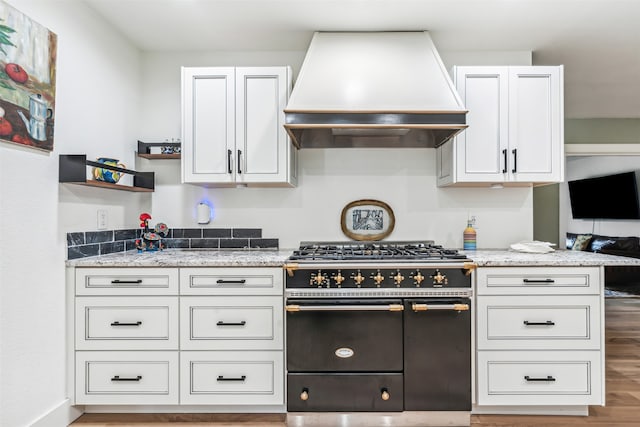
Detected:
left=411, top=270, right=425, bottom=286
left=351, top=270, right=365, bottom=287
left=430, top=269, right=448, bottom=287
left=371, top=270, right=385, bottom=286
left=310, top=270, right=328, bottom=287
left=391, top=270, right=405, bottom=286
left=332, top=270, right=346, bottom=287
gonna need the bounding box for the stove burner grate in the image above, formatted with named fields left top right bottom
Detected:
left=289, top=241, right=468, bottom=262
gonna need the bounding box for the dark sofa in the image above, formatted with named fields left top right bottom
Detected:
left=566, top=232, right=640, bottom=294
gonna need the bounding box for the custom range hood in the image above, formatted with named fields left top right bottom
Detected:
left=284, top=31, right=468, bottom=149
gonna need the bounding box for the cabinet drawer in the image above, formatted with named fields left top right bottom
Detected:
left=76, top=268, right=179, bottom=295
left=180, top=296, right=283, bottom=350
left=477, top=351, right=603, bottom=406
left=180, top=351, right=284, bottom=405
left=76, top=297, right=178, bottom=350
left=477, top=295, right=601, bottom=350
left=180, top=267, right=283, bottom=295
left=476, top=267, right=601, bottom=295
left=75, top=351, right=178, bottom=405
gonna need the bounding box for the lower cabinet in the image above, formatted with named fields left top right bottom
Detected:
left=477, top=351, right=602, bottom=406
left=180, top=351, right=284, bottom=405
left=474, top=266, right=605, bottom=410
left=70, top=266, right=285, bottom=407
left=75, top=351, right=179, bottom=405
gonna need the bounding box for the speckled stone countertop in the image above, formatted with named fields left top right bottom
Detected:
left=65, top=249, right=293, bottom=267
left=66, top=248, right=640, bottom=268
left=462, top=249, right=640, bottom=266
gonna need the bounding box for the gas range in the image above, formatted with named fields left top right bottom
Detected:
left=284, top=240, right=475, bottom=298
left=284, top=240, right=474, bottom=413
left=288, top=240, right=471, bottom=263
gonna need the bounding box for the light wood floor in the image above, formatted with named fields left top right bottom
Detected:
left=71, top=297, right=640, bottom=427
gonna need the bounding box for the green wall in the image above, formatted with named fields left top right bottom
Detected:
left=533, top=118, right=640, bottom=246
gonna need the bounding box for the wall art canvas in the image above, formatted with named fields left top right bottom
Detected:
left=0, top=1, right=57, bottom=151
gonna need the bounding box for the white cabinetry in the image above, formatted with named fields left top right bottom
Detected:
left=181, top=66, right=297, bottom=187
left=474, top=266, right=604, bottom=410
left=179, top=267, right=284, bottom=405
left=437, top=66, right=564, bottom=187
left=73, top=268, right=180, bottom=405
left=70, top=266, right=285, bottom=408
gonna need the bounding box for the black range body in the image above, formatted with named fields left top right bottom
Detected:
left=283, top=241, right=475, bottom=413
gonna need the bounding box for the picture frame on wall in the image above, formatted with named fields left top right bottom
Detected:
left=0, top=1, right=57, bottom=152
left=341, top=199, right=395, bottom=241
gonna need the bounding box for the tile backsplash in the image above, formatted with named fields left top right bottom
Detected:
left=66, top=228, right=279, bottom=260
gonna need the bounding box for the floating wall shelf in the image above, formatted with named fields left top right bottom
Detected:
left=59, top=154, right=155, bottom=192
left=136, top=140, right=181, bottom=159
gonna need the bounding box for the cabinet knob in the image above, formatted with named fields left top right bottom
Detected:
left=381, top=388, right=390, bottom=401
left=300, top=388, right=309, bottom=401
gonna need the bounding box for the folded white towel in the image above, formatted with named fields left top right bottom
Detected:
left=509, top=241, right=556, bottom=253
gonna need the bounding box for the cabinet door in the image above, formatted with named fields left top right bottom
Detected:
left=454, top=66, right=509, bottom=183
left=508, top=66, right=564, bottom=183
left=236, top=67, right=293, bottom=185
left=182, top=67, right=235, bottom=183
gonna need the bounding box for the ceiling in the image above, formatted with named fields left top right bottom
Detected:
left=82, top=0, right=640, bottom=120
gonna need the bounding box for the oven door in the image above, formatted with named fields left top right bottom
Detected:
left=403, top=298, right=472, bottom=410
left=286, top=299, right=404, bottom=372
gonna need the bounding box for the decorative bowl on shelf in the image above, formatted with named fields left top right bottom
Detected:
left=93, top=157, right=126, bottom=183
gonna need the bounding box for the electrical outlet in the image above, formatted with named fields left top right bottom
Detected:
left=97, top=209, right=108, bottom=230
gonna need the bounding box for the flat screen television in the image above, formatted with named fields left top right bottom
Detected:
left=568, top=171, right=640, bottom=219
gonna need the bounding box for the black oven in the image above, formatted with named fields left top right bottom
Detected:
left=283, top=241, right=474, bottom=413
left=286, top=298, right=405, bottom=412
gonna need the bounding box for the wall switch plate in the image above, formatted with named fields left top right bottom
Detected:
left=97, top=209, right=108, bottom=230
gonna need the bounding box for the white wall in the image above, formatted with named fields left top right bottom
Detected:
left=0, top=1, right=144, bottom=426
left=138, top=50, right=535, bottom=250
left=561, top=155, right=640, bottom=244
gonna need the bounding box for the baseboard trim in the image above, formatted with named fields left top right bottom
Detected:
left=29, top=399, right=84, bottom=427
left=472, top=404, right=589, bottom=416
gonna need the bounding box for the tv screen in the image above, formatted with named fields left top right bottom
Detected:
left=568, top=171, right=640, bottom=220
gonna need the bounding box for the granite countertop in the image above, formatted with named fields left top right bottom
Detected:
left=462, top=249, right=640, bottom=266
left=66, top=248, right=640, bottom=268
left=65, top=249, right=293, bottom=267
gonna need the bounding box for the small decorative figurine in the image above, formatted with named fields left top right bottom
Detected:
left=135, top=212, right=169, bottom=252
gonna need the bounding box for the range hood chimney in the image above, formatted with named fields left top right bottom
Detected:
left=284, top=31, right=468, bottom=149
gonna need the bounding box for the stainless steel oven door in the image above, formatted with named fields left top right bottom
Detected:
left=286, top=298, right=404, bottom=373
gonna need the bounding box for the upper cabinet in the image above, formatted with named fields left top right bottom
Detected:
left=437, top=66, right=564, bottom=187
left=181, top=66, right=297, bottom=187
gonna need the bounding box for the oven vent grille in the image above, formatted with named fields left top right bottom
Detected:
left=285, top=289, right=473, bottom=298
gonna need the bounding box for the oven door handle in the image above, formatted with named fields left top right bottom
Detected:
left=412, top=303, right=469, bottom=312
left=286, top=304, right=404, bottom=312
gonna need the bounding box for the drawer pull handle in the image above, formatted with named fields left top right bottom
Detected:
left=300, top=388, right=309, bottom=401
left=412, top=303, right=469, bottom=312
left=523, top=320, right=555, bottom=326
left=110, top=321, right=142, bottom=326
left=216, top=321, right=247, bottom=326
left=216, top=279, right=247, bottom=284
left=111, top=375, right=142, bottom=382
left=111, top=279, right=143, bottom=284
left=524, top=375, right=556, bottom=382
left=381, top=388, right=390, bottom=401
left=217, top=375, right=246, bottom=382
left=522, top=279, right=555, bottom=284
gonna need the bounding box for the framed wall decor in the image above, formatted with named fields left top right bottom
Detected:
left=341, top=199, right=395, bottom=241
left=0, top=1, right=57, bottom=152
